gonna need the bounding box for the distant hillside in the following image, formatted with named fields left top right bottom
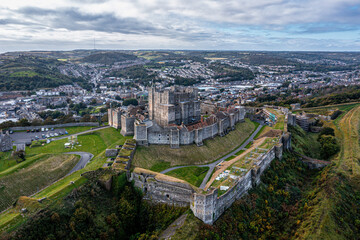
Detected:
left=0, top=56, right=90, bottom=91
left=81, top=52, right=138, bottom=65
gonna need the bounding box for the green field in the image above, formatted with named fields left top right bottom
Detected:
left=165, top=166, right=209, bottom=187
left=0, top=127, right=130, bottom=230
left=63, top=126, right=94, bottom=135
left=0, top=154, right=79, bottom=212
left=133, top=119, right=256, bottom=171
left=26, top=127, right=127, bottom=157
left=0, top=152, right=16, bottom=172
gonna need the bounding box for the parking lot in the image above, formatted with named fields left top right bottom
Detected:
left=10, top=128, right=68, bottom=144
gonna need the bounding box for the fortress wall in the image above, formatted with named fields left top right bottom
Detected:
left=202, top=124, right=214, bottom=140
left=131, top=170, right=195, bottom=206
left=147, top=130, right=171, bottom=145
left=120, top=115, right=135, bottom=136
left=132, top=134, right=289, bottom=225
left=191, top=137, right=286, bottom=225
left=214, top=170, right=253, bottom=222
left=134, top=124, right=148, bottom=142
left=191, top=189, right=218, bottom=224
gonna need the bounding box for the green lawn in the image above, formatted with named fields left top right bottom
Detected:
left=234, top=149, right=245, bottom=156
left=224, top=155, right=236, bottom=161
left=245, top=141, right=253, bottom=149
left=63, top=126, right=94, bottom=135
left=133, top=119, right=256, bottom=171
left=26, top=127, right=128, bottom=157
left=0, top=152, right=17, bottom=173
left=254, top=125, right=266, bottom=139
left=165, top=166, right=209, bottom=187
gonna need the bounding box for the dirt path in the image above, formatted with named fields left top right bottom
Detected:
left=204, top=137, right=266, bottom=190
left=158, top=213, right=188, bottom=240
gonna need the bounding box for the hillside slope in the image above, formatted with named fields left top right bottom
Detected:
left=294, top=106, right=360, bottom=239
left=0, top=56, right=89, bottom=91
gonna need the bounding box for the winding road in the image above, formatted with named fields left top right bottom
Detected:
left=65, top=151, right=94, bottom=175
left=160, top=124, right=264, bottom=189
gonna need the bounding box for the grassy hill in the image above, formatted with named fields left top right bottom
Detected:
left=81, top=52, right=137, bottom=65
left=0, top=56, right=89, bottom=91
left=0, top=154, right=79, bottom=212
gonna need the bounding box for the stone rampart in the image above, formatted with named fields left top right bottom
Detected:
left=130, top=168, right=196, bottom=206
left=131, top=133, right=291, bottom=225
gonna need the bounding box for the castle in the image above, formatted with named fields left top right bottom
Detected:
left=109, top=86, right=246, bottom=148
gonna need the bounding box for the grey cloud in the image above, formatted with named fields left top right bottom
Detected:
left=16, top=7, right=213, bottom=42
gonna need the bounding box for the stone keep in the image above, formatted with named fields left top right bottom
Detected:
left=148, top=86, right=201, bottom=126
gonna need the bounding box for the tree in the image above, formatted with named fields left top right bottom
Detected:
left=18, top=118, right=30, bottom=127
left=13, top=150, right=25, bottom=162
left=81, top=114, right=91, bottom=122
left=318, top=135, right=339, bottom=159
left=123, top=98, right=138, bottom=106
left=90, top=99, right=97, bottom=105
left=101, top=114, right=108, bottom=123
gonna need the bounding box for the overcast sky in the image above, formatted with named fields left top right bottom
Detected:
left=1, top=0, right=360, bottom=52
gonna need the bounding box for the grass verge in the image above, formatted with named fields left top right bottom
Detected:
left=165, top=166, right=209, bottom=187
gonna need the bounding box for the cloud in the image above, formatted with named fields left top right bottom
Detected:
left=0, top=0, right=360, bottom=51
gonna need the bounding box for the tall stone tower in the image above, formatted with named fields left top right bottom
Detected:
left=148, top=86, right=201, bottom=127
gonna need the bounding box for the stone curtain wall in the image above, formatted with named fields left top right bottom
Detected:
left=131, top=170, right=196, bottom=206
left=9, top=122, right=99, bottom=131
left=130, top=132, right=292, bottom=225
left=191, top=135, right=289, bottom=224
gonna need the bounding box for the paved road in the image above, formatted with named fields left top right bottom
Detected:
left=65, top=152, right=94, bottom=175
left=160, top=124, right=263, bottom=189
left=52, top=125, right=110, bottom=141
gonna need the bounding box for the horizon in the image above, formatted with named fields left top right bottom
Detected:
left=3, top=49, right=360, bottom=54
